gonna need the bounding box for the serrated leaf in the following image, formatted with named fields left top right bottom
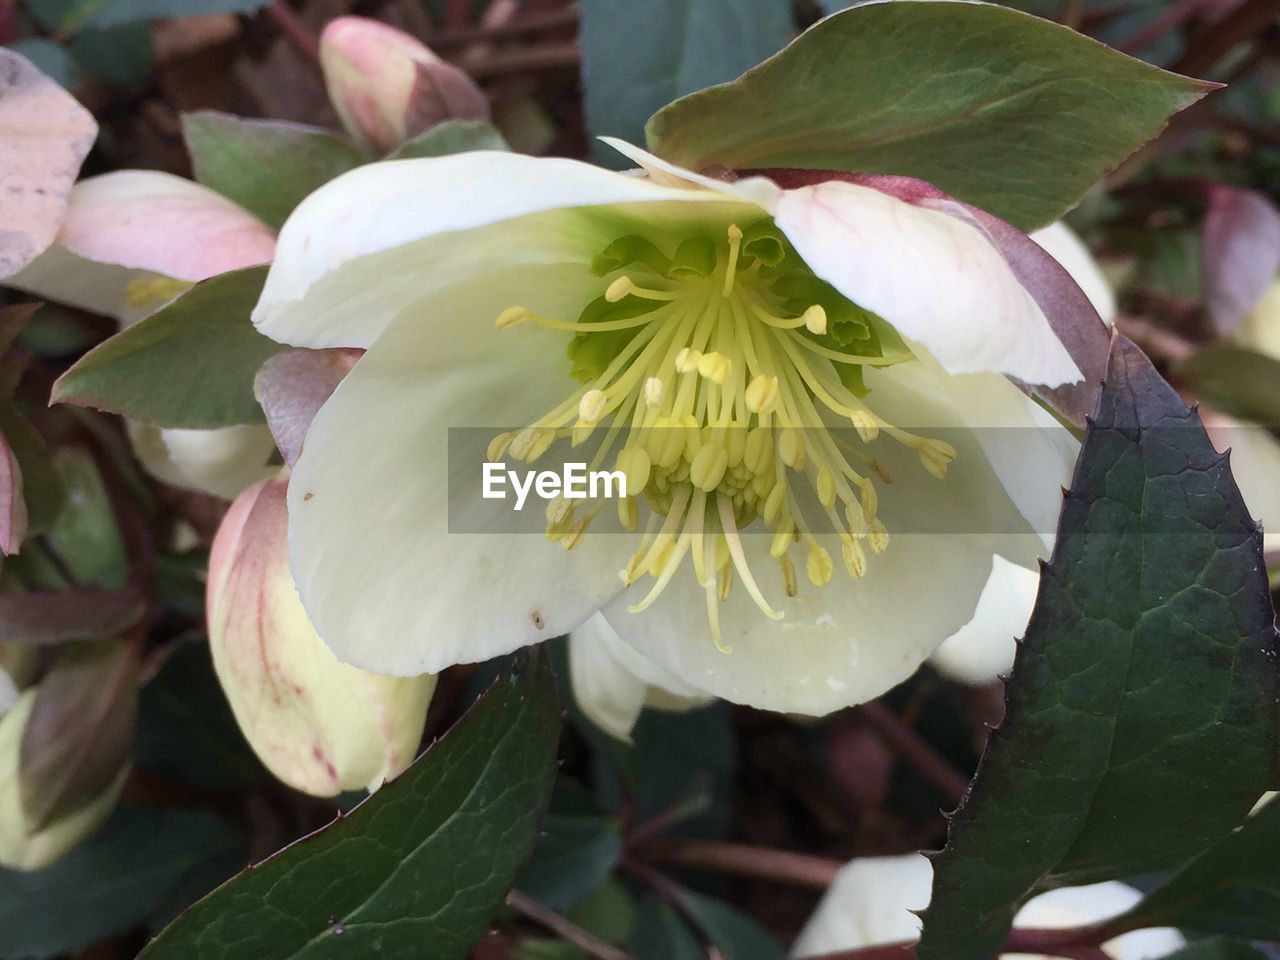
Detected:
left=580, top=0, right=793, bottom=167
left=140, top=656, right=562, bottom=960
left=183, top=113, right=365, bottom=229
left=52, top=266, right=282, bottom=428
left=1175, top=345, right=1280, bottom=428
left=1110, top=799, right=1280, bottom=940
left=916, top=336, right=1280, bottom=960
left=645, top=1, right=1210, bottom=230
left=387, top=119, right=509, bottom=159
left=0, top=805, right=246, bottom=959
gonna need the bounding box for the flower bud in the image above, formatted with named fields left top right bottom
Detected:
left=208, top=471, right=434, bottom=796
left=0, top=690, right=127, bottom=871
left=319, top=16, right=490, bottom=155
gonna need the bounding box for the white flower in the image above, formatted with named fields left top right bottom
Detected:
left=253, top=141, right=1089, bottom=715
left=791, top=853, right=1185, bottom=960
left=7, top=171, right=278, bottom=499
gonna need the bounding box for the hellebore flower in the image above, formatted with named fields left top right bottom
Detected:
left=254, top=142, right=1094, bottom=715
left=0, top=690, right=127, bottom=871
left=208, top=472, right=435, bottom=796
left=319, top=16, right=489, bottom=155
left=791, top=854, right=1184, bottom=960
left=8, top=171, right=278, bottom=499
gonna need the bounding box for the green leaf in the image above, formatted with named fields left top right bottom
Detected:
left=1110, top=799, right=1280, bottom=940
left=1161, top=940, right=1279, bottom=960
left=1175, top=345, right=1280, bottom=428
left=26, top=0, right=269, bottom=35
left=673, top=889, right=787, bottom=960
left=0, top=805, right=245, bottom=958
left=183, top=112, right=365, bottom=229
left=628, top=895, right=704, bottom=960
left=46, top=447, right=127, bottom=589
left=517, top=812, right=622, bottom=911
left=916, top=337, right=1280, bottom=960
left=53, top=266, right=282, bottom=428
left=0, top=401, right=63, bottom=533
left=69, top=22, right=152, bottom=87
left=387, top=120, right=509, bottom=159
left=579, top=0, right=794, bottom=167
left=140, top=655, right=562, bottom=960
left=645, top=1, right=1211, bottom=230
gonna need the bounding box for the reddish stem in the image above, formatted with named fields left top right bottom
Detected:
left=856, top=701, right=971, bottom=807
left=634, top=838, right=843, bottom=889
left=264, top=1, right=320, bottom=68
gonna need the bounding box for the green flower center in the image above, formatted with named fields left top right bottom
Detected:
left=492, top=222, right=956, bottom=649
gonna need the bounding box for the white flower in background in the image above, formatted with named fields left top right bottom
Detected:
left=7, top=171, right=278, bottom=500
left=926, top=221, right=1117, bottom=687
left=791, top=853, right=1184, bottom=960
left=253, top=141, right=1095, bottom=716
left=0, top=690, right=128, bottom=871
left=208, top=471, right=435, bottom=796
left=319, top=16, right=489, bottom=155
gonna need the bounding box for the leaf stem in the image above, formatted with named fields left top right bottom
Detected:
left=632, top=838, right=843, bottom=889
left=505, top=889, right=636, bottom=960
left=855, top=701, right=971, bottom=807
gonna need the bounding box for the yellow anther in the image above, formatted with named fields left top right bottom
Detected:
left=850, top=409, right=879, bottom=443
left=860, top=481, right=878, bottom=520
left=722, top=224, right=744, bottom=297
left=648, top=416, right=686, bottom=468
left=779, top=555, right=798, bottom=598
left=868, top=517, right=890, bottom=554
left=644, top=377, right=665, bottom=408
left=770, top=520, right=795, bottom=558
left=561, top=517, right=591, bottom=551
left=842, top=538, right=867, bottom=579
left=870, top=458, right=893, bottom=484
left=496, top=306, right=531, bottom=330
left=571, top=420, right=595, bottom=447
left=546, top=495, right=573, bottom=526
left=723, top=427, right=747, bottom=468
left=487, top=432, right=514, bottom=462
left=743, top=427, right=774, bottom=475
left=690, top=442, right=729, bottom=492
left=803, top=304, right=828, bottom=336
left=697, top=351, right=732, bottom=385
left=578, top=388, right=608, bottom=424
left=615, top=446, right=652, bottom=495
left=778, top=428, right=806, bottom=471
left=762, top=483, right=787, bottom=525
left=126, top=277, right=189, bottom=308
left=816, top=468, right=836, bottom=510
left=845, top=501, right=868, bottom=538
left=675, top=347, right=702, bottom=373
left=681, top=415, right=703, bottom=458
left=605, top=276, right=635, bottom=302
left=617, top=496, right=638, bottom=531
left=744, top=374, right=780, bottom=414
left=917, top=438, right=957, bottom=479
left=807, top=545, right=834, bottom=587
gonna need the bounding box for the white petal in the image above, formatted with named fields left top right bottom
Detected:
left=126, top=421, right=278, bottom=501
left=287, top=263, right=629, bottom=675
left=598, top=137, right=783, bottom=210
left=1030, top=222, right=1117, bottom=326
left=791, top=854, right=930, bottom=959
left=1010, top=883, right=1184, bottom=960
left=569, top=612, right=710, bottom=742
left=1234, top=278, right=1280, bottom=362
left=7, top=171, right=274, bottom=325
left=774, top=182, right=1081, bottom=386
left=928, top=555, right=1040, bottom=685
left=608, top=360, right=1048, bottom=715
left=254, top=152, right=761, bottom=349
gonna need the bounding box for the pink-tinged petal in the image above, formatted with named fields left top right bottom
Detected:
left=1030, top=222, right=1116, bottom=325
left=56, top=171, right=276, bottom=280
left=254, top=347, right=363, bottom=467
left=1202, top=185, right=1280, bottom=336
left=771, top=177, right=1082, bottom=389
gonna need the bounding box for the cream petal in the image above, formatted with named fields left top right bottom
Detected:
left=773, top=182, right=1081, bottom=386
left=928, top=555, right=1040, bottom=686
left=1008, top=883, right=1184, bottom=960
left=608, top=360, right=1048, bottom=715
left=254, top=151, right=762, bottom=349
left=287, top=263, right=631, bottom=675
left=126, top=421, right=278, bottom=501
left=1030, top=222, right=1116, bottom=326
left=8, top=243, right=180, bottom=327
left=598, top=136, right=783, bottom=210
left=569, top=612, right=710, bottom=742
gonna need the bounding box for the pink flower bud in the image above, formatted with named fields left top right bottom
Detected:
left=319, top=16, right=489, bottom=154
left=207, top=472, right=434, bottom=796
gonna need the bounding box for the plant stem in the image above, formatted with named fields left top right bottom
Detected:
left=634, top=839, right=843, bottom=889
left=505, top=889, right=635, bottom=960
left=264, top=1, right=320, bottom=67
left=856, top=701, right=971, bottom=806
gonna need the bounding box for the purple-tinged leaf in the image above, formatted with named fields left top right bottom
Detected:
left=0, top=588, right=144, bottom=644
left=1203, top=186, right=1280, bottom=335
left=253, top=347, right=362, bottom=467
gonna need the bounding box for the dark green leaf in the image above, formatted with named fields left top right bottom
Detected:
left=917, top=337, right=1280, bottom=960
left=1161, top=940, right=1279, bottom=960
left=1111, top=799, right=1280, bottom=940
left=183, top=112, right=365, bottom=229
left=69, top=22, right=152, bottom=87
left=26, top=0, right=269, bottom=34
left=646, top=1, right=1210, bottom=230
left=0, top=403, right=63, bottom=533
left=140, top=656, right=562, bottom=960
left=518, top=812, right=622, bottom=911
left=1175, top=345, right=1280, bottom=428
left=20, top=639, right=139, bottom=829
left=46, top=447, right=127, bottom=589
left=628, top=895, right=704, bottom=960
left=387, top=120, right=509, bottom=159
left=673, top=889, right=786, bottom=960
left=53, top=266, right=282, bottom=428
left=580, top=0, right=793, bottom=167
left=0, top=805, right=245, bottom=959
